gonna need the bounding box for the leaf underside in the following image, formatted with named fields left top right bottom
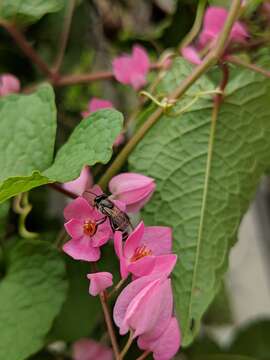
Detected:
left=0, top=86, right=123, bottom=203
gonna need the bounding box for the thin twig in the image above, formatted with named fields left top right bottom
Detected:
left=49, top=183, right=77, bottom=199
left=52, top=0, right=76, bottom=74
left=180, top=0, right=207, bottom=50
left=98, top=0, right=242, bottom=189
left=120, top=330, right=133, bottom=359
left=136, top=350, right=151, bottom=360
left=55, top=70, right=114, bottom=86
left=226, top=55, right=270, bottom=78
left=0, top=20, right=54, bottom=79
left=99, top=292, right=120, bottom=359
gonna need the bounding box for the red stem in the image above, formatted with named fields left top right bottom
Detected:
left=49, top=183, right=77, bottom=199
left=0, top=20, right=54, bottom=79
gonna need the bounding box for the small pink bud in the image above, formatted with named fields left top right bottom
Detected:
left=181, top=46, right=202, bottom=65
left=72, top=338, right=113, bottom=360
left=112, top=45, right=150, bottom=90
left=87, top=272, right=113, bottom=296
left=109, top=172, right=155, bottom=213
left=81, top=98, right=124, bottom=147
left=0, top=74, right=20, bottom=96
left=82, top=98, right=113, bottom=118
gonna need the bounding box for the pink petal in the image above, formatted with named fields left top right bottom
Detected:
left=125, top=182, right=156, bottom=213
left=142, top=226, right=172, bottom=255
left=124, top=221, right=145, bottom=258
left=109, top=173, right=155, bottom=212
left=64, top=219, right=84, bottom=238
left=113, top=132, right=125, bottom=147
left=125, top=278, right=172, bottom=338
left=64, top=197, right=93, bottom=221
left=0, top=74, right=20, bottom=96
left=138, top=317, right=181, bottom=360
left=112, top=56, right=133, bottom=84
left=132, top=45, right=150, bottom=73
left=114, top=231, right=129, bottom=279
left=148, top=254, right=177, bottom=277
left=63, top=236, right=100, bottom=262
left=181, top=46, right=202, bottom=65
left=203, top=6, right=227, bottom=35
left=72, top=338, right=113, bottom=360
left=92, top=221, right=112, bottom=247
left=230, top=21, right=248, bottom=43
left=109, top=173, right=154, bottom=198
left=200, top=6, right=248, bottom=47
left=87, top=272, right=113, bottom=296
left=113, top=274, right=162, bottom=334
left=112, top=45, right=150, bottom=90
left=62, top=166, right=93, bottom=196
left=129, top=73, right=147, bottom=91
left=88, top=98, right=113, bottom=113
left=110, top=199, right=126, bottom=212
left=128, top=256, right=156, bottom=277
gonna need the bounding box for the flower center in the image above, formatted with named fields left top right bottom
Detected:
left=83, top=220, right=97, bottom=236
left=130, top=245, right=152, bottom=262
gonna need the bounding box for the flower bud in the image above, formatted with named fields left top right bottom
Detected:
left=109, top=172, right=155, bottom=213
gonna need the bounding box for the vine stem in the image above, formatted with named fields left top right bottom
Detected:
left=98, top=0, right=242, bottom=189
left=91, top=263, right=120, bottom=359
left=52, top=0, right=76, bottom=74
left=226, top=55, right=270, bottom=78
left=119, top=331, right=134, bottom=359
left=0, top=20, right=54, bottom=79
left=49, top=183, right=77, bottom=199
left=136, top=350, right=151, bottom=360
left=179, top=0, right=207, bottom=50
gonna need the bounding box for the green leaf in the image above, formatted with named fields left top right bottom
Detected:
left=49, top=257, right=101, bottom=342
left=44, top=109, right=123, bottom=182
left=129, top=58, right=270, bottom=346
left=204, top=282, right=233, bottom=325
left=0, top=84, right=56, bottom=182
left=0, top=240, right=67, bottom=360
left=0, top=0, right=65, bottom=25
left=0, top=108, right=123, bottom=203
left=229, top=320, right=270, bottom=360
left=0, top=201, right=9, bottom=238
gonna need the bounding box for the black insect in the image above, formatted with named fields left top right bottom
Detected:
left=84, top=190, right=132, bottom=240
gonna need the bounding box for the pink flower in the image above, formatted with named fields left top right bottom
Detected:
left=0, top=74, right=20, bottom=96
left=112, top=45, right=150, bottom=90
left=114, top=275, right=173, bottom=337
left=72, top=338, right=113, bottom=360
left=82, top=98, right=113, bottom=118
left=62, top=166, right=93, bottom=196
left=63, top=197, right=112, bottom=262
left=181, top=6, right=248, bottom=65
left=87, top=272, right=113, bottom=296
left=114, top=221, right=177, bottom=279
left=138, top=317, right=181, bottom=360
left=109, top=172, right=155, bottom=213
left=82, top=98, right=124, bottom=147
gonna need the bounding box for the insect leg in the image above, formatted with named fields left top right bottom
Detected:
left=96, top=216, right=107, bottom=225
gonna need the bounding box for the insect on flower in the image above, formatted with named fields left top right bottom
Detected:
left=83, top=189, right=132, bottom=240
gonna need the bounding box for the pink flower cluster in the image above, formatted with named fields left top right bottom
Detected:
left=181, top=6, right=249, bottom=65
left=62, top=172, right=180, bottom=359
